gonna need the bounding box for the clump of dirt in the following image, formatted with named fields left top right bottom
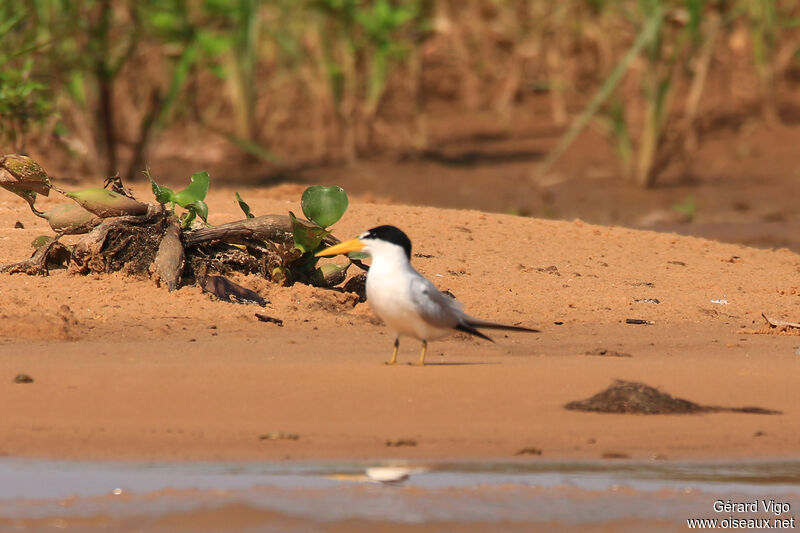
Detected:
left=565, top=380, right=781, bottom=415
left=566, top=380, right=705, bottom=414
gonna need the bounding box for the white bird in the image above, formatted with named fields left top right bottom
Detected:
left=316, top=225, right=539, bottom=365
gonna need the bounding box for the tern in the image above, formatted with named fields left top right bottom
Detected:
left=316, top=225, right=539, bottom=365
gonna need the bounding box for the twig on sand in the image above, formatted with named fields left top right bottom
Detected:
left=761, top=313, right=800, bottom=330
left=255, top=312, right=284, bottom=326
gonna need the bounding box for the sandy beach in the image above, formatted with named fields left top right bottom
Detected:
left=1, top=184, right=799, bottom=463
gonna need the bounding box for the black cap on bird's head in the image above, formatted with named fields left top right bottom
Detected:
left=359, top=225, right=412, bottom=260
left=315, top=224, right=412, bottom=261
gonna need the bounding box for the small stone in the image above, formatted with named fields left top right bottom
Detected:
left=515, top=447, right=543, bottom=456
left=14, top=374, right=34, bottom=384
left=386, top=438, right=417, bottom=447
left=259, top=432, right=299, bottom=441
left=602, top=452, right=630, bottom=459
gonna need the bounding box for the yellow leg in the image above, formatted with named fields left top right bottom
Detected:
left=413, top=340, right=427, bottom=366
left=385, top=337, right=399, bottom=365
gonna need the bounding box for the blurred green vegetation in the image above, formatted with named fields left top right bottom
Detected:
left=1, top=0, right=799, bottom=186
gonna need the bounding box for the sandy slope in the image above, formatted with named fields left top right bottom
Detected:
left=0, top=184, right=799, bottom=461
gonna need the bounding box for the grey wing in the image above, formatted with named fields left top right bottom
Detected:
left=409, top=274, right=464, bottom=330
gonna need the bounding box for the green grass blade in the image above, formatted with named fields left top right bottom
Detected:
left=0, top=11, right=25, bottom=41
left=535, top=8, right=663, bottom=179
left=216, top=131, right=280, bottom=163
left=235, top=192, right=255, bottom=219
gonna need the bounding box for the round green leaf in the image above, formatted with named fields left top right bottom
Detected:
left=301, top=185, right=348, bottom=228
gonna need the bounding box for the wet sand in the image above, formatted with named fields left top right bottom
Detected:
left=1, top=458, right=798, bottom=533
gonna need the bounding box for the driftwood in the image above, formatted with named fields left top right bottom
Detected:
left=152, top=215, right=184, bottom=291
left=0, top=238, right=60, bottom=275
left=761, top=313, right=800, bottom=330
left=197, top=272, right=268, bottom=305
left=184, top=215, right=368, bottom=275
left=0, top=216, right=116, bottom=275
left=70, top=205, right=166, bottom=275
left=184, top=214, right=338, bottom=247
left=255, top=312, right=284, bottom=326
left=3, top=187, right=366, bottom=296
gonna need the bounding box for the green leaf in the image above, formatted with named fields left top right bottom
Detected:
left=180, top=209, right=196, bottom=229
left=684, top=0, right=702, bottom=43
left=173, top=171, right=210, bottom=207
left=189, top=199, right=209, bottom=223
left=301, top=185, right=348, bottom=228
left=235, top=192, right=254, bottom=218
left=0, top=12, right=25, bottom=42
left=671, top=195, right=696, bottom=221
left=290, top=211, right=328, bottom=254
left=146, top=169, right=175, bottom=204
left=197, top=32, right=232, bottom=57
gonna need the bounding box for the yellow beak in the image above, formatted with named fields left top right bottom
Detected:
left=315, top=238, right=364, bottom=257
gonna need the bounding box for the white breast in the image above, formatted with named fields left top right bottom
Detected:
left=365, top=242, right=454, bottom=341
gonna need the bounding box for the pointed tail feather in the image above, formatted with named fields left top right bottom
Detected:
left=463, top=316, right=540, bottom=333
left=455, top=323, right=495, bottom=342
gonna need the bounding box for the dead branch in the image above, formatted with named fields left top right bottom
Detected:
left=183, top=214, right=339, bottom=247
left=152, top=215, right=184, bottom=291
left=762, top=313, right=800, bottom=330
left=0, top=228, right=80, bottom=275
left=0, top=238, right=59, bottom=275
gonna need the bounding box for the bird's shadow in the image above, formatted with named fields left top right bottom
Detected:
left=415, top=361, right=500, bottom=366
